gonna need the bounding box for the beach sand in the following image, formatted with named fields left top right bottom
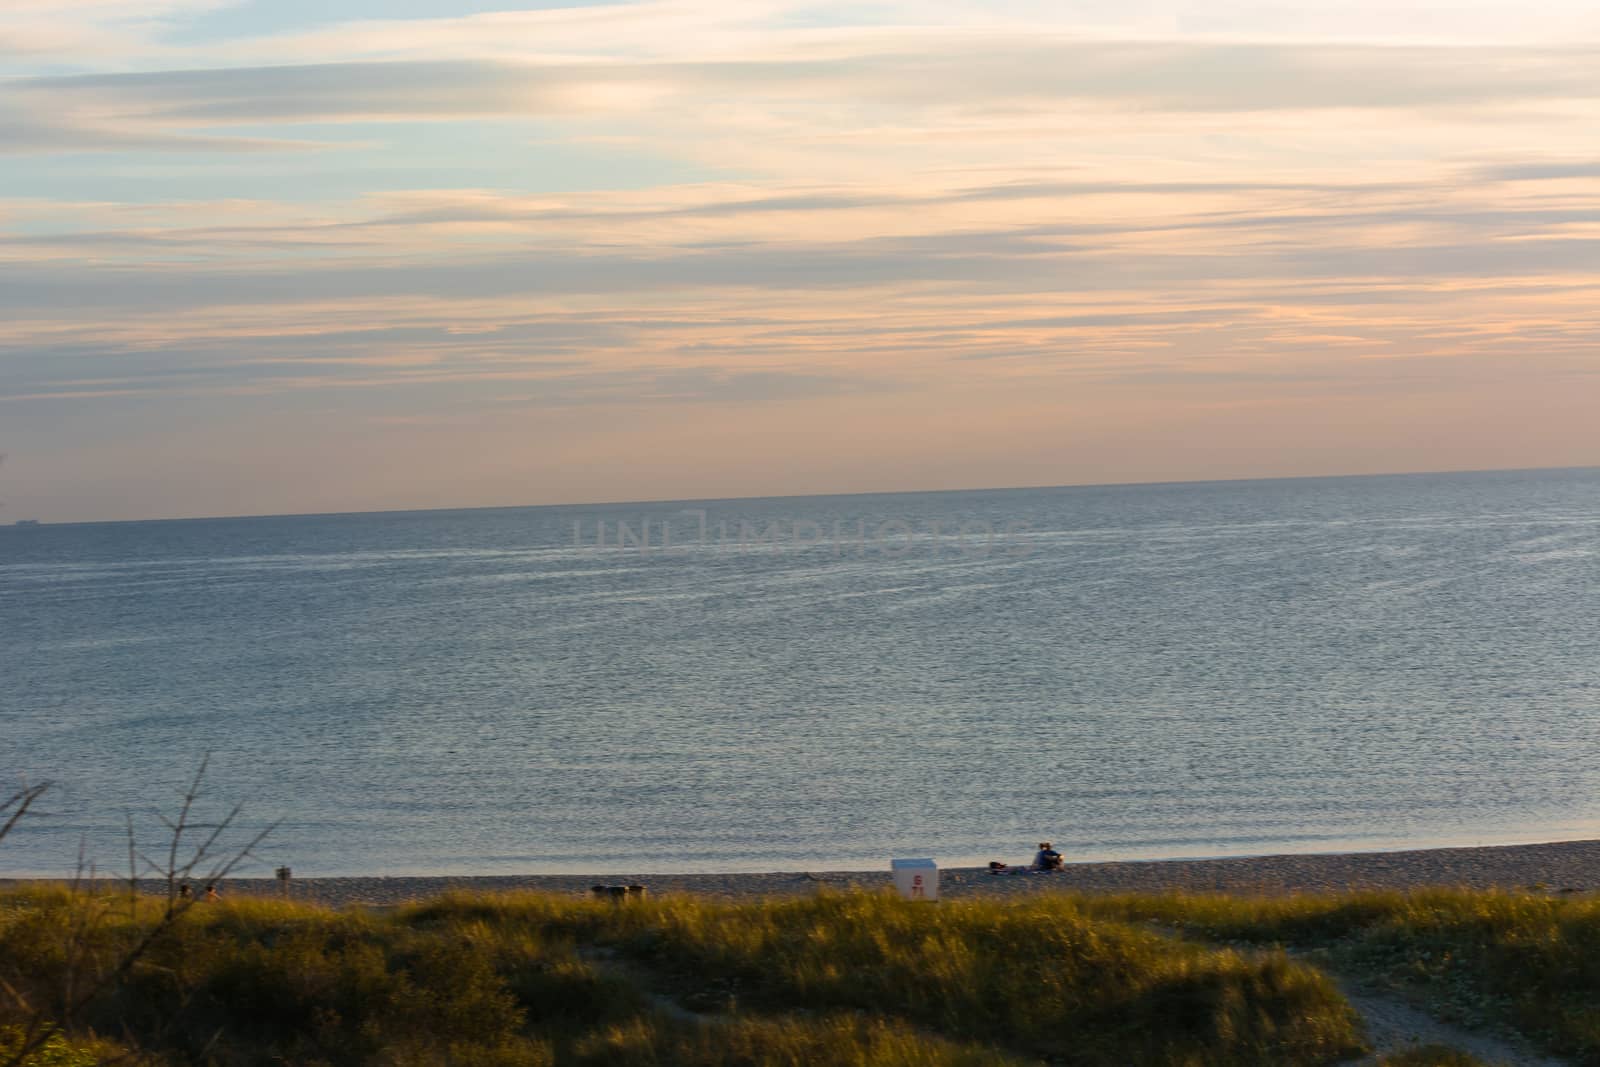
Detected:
left=15, top=838, right=1600, bottom=908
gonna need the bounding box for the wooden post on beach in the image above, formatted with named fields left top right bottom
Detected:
left=276, top=866, right=292, bottom=901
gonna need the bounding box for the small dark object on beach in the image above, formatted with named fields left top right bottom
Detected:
left=590, top=884, right=648, bottom=901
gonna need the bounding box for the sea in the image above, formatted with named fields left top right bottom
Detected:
left=3, top=467, right=1599, bottom=877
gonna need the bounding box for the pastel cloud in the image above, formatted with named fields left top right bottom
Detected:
left=11, top=43, right=1600, bottom=131
left=0, top=0, right=1597, bottom=521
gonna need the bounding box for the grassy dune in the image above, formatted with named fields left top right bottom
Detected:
left=2, top=888, right=1359, bottom=1065
left=1077, top=889, right=1600, bottom=1059
left=5, top=885, right=1590, bottom=1065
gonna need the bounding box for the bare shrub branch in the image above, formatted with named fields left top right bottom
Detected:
left=1, top=761, right=274, bottom=1067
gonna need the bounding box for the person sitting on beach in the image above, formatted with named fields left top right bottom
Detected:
left=203, top=884, right=220, bottom=902
left=1032, top=842, right=1064, bottom=871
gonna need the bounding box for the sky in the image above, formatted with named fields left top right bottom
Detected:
left=1, top=0, right=1597, bottom=522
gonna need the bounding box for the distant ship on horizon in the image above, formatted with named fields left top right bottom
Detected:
left=14, top=519, right=41, bottom=527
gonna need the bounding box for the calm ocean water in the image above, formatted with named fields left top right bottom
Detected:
left=3, top=468, right=1599, bottom=877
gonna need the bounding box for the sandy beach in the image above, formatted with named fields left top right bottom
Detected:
left=14, top=838, right=1600, bottom=909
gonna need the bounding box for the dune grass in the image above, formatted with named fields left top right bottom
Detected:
left=10, top=883, right=1594, bottom=1064
left=1, top=886, right=1364, bottom=1066
left=1078, top=888, right=1600, bottom=1062
left=1371, top=1048, right=1491, bottom=1067
left=404, top=891, right=1362, bottom=1064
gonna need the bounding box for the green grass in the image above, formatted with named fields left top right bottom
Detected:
left=568, top=1014, right=1028, bottom=1067
left=1, top=887, right=1363, bottom=1066
left=12, top=884, right=1597, bottom=1064
left=0, top=1028, right=103, bottom=1067
left=403, top=891, right=1361, bottom=1064
left=1374, top=1048, right=1491, bottom=1067
left=1078, top=888, right=1600, bottom=1062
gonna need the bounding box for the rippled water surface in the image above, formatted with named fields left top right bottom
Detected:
left=4, top=469, right=1599, bottom=875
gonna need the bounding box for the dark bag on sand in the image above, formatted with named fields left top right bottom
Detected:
left=591, top=884, right=649, bottom=901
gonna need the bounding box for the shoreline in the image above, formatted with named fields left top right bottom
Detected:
left=9, top=838, right=1600, bottom=907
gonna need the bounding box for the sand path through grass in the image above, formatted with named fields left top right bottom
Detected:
left=1332, top=977, right=1566, bottom=1067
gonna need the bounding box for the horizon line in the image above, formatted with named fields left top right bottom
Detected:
left=7, top=461, right=1599, bottom=529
